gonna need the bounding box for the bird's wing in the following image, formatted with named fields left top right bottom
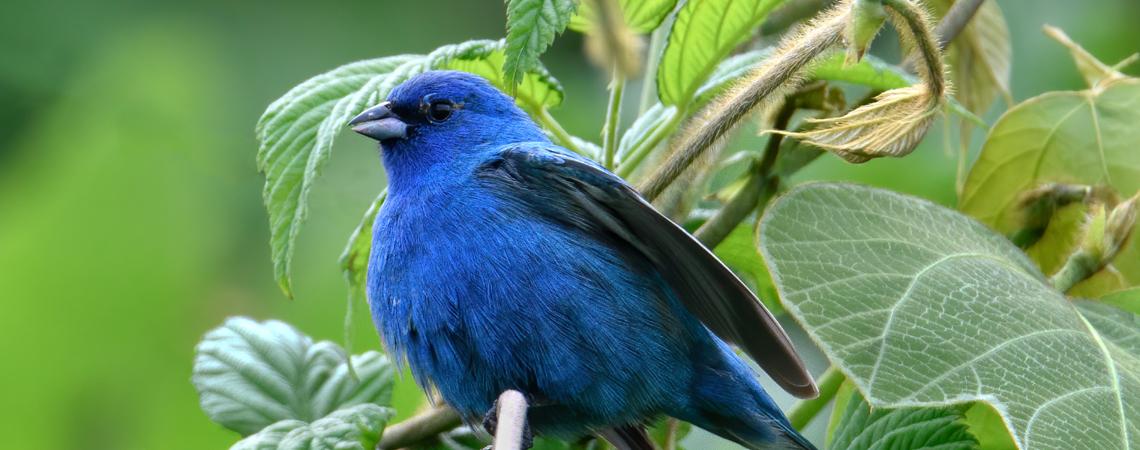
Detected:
left=597, top=425, right=654, bottom=450
left=475, top=143, right=818, bottom=399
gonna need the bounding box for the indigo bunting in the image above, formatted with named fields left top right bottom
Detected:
left=351, top=71, right=817, bottom=450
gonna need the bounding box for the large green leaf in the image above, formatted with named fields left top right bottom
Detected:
left=760, top=183, right=1140, bottom=449
left=568, top=0, right=678, bottom=33
left=231, top=404, right=392, bottom=450
left=830, top=390, right=977, bottom=450
left=656, top=0, right=786, bottom=105
left=503, top=0, right=578, bottom=88
left=256, top=55, right=415, bottom=298
left=192, top=317, right=395, bottom=436
left=960, top=78, right=1140, bottom=289
left=256, top=40, right=563, bottom=298
left=1102, top=288, right=1140, bottom=315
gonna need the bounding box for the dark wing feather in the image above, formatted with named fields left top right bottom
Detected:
left=598, top=425, right=655, bottom=450
left=476, top=145, right=818, bottom=399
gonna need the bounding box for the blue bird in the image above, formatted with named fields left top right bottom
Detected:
left=350, top=71, right=818, bottom=450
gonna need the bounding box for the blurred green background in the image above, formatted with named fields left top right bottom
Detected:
left=1, top=1, right=1137, bottom=448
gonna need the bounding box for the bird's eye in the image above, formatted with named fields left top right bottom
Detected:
left=427, top=100, right=454, bottom=123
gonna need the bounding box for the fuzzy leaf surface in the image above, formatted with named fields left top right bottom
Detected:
left=193, top=317, right=394, bottom=435
left=231, top=404, right=392, bottom=450
left=761, top=183, right=1140, bottom=450
left=961, top=78, right=1140, bottom=291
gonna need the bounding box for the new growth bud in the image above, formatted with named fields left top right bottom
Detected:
left=768, top=0, right=947, bottom=163
left=844, top=0, right=886, bottom=65
left=1050, top=192, right=1139, bottom=293
left=1105, top=194, right=1139, bottom=261
left=1010, top=183, right=1093, bottom=248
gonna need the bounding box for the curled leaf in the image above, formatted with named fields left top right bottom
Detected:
left=1106, top=194, right=1140, bottom=260
left=771, top=0, right=947, bottom=163
left=1044, top=25, right=1134, bottom=90
left=771, top=84, right=940, bottom=162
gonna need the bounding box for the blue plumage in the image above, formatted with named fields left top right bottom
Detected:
left=353, top=71, right=816, bottom=449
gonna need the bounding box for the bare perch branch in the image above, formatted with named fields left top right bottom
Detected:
left=493, top=390, right=530, bottom=450
left=377, top=405, right=463, bottom=450
left=935, top=0, right=985, bottom=50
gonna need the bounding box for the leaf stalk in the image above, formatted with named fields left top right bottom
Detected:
left=787, top=366, right=846, bottom=430
left=603, top=70, right=627, bottom=169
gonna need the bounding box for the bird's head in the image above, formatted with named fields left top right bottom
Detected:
left=349, top=71, right=547, bottom=161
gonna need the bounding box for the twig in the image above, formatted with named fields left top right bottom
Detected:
left=663, top=418, right=680, bottom=450
left=692, top=101, right=795, bottom=247
left=934, top=0, right=985, bottom=51
left=787, top=366, right=846, bottom=430
left=493, top=390, right=530, bottom=450
left=638, top=24, right=670, bottom=115
left=1050, top=250, right=1100, bottom=294
left=537, top=109, right=587, bottom=157
left=603, top=70, right=627, bottom=169
left=377, top=405, right=463, bottom=450
left=637, top=6, right=847, bottom=201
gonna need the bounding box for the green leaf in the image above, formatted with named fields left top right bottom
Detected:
left=760, top=183, right=1140, bottom=449
left=656, top=0, right=786, bottom=105
left=1101, top=288, right=1140, bottom=315
left=232, top=403, right=393, bottom=450
left=504, top=0, right=578, bottom=89
left=192, top=317, right=395, bottom=435
left=568, top=0, right=678, bottom=33
left=713, top=224, right=782, bottom=314
left=960, top=78, right=1140, bottom=292
left=648, top=417, right=691, bottom=450
left=962, top=403, right=1019, bottom=450
left=830, top=390, right=977, bottom=450
left=809, top=52, right=913, bottom=91
left=432, top=40, right=565, bottom=115
left=256, top=40, right=563, bottom=298
left=340, top=190, right=386, bottom=312
left=256, top=55, right=416, bottom=298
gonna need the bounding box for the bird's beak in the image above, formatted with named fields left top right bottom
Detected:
left=349, top=102, right=408, bottom=141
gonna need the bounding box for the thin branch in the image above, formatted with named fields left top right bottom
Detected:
left=493, top=390, right=530, bottom=450
left=377, top=405, right=463, bottom=450
left=638, top=24, right=670, bottom=115
left=615, top=109, right=684, bottom=178
left=537, top=109, right=588, bottom=157
left=692, top=101, right=795, bottom=247
left=603, top=70, right=627, bottom=169
left=663, top=418, right=680, bottom=450
left=787, top=366, right=846, bottom=430
left=934, top=0, right=985, bottom=51
left=638, top=6, right=848, bottom=201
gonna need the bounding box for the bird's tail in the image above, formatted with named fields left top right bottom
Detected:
left=671, top=341, right=817, bottom=450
